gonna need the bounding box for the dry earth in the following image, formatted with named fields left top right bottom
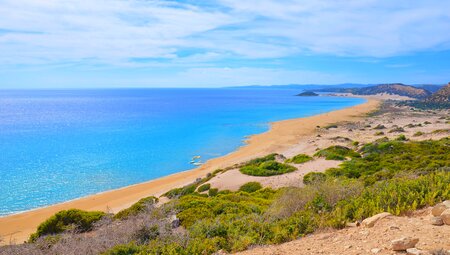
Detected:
left=236, top=208, right=450, bottom=255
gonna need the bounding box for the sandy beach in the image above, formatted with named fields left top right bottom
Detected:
left=0, top=97, right=380, bottom=245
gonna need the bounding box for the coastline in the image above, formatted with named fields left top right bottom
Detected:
left=0, top=97, right=381, bottom=245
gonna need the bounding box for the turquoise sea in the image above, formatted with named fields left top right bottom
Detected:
left=0, top=88, right=365, bottom=216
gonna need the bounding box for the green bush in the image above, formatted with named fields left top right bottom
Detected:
left=413, top=131, right=424, bottom=137
left=102, top=243, right=142, bottom=255
left=208, top=188, right=219, bottom=197
left=314, top=146, right=360, bottom=160
left=325, top=138, right=450, bottom=184
left=114, top=196, right=158, bottom=220
left=395, top=134, right=407, bottom=141
left=240, top=160, right=296, bottom=176
left=198, top=183, right=211, bottom=192
left=239, top=154, right=296, bottom=176
left=285, top=154, right=312, bottom=164
left=303, top=172, right=327, bottom=185
left=29, top=209, right=105, bottom=242
left=239, top=182, right=263, bottom=193
left=163, top=184, right=197, bottom=198
left=247, top=153, right=278, bottom=165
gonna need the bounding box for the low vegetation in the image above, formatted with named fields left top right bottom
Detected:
left=4, top=138, right=449, bottom=255
left=28, top=209, right=106, bottom=242
left=239, top=182, right=263, bottom=193
left=413, top=131, right=424, bottom=137
left=285, top=154, right=312, bottom=164
left=114, top=196, right=158, bottom=220
left=240, top=154, right=296, bottom=176
left=314, top=145, right=360, bottom=160
left=197, top=183, right=211, bottom=192
left=303, top=172, right=327, bottom=185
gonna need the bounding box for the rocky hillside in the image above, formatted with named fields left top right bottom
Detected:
left=238, top=205, right=450, bottom=255
left=352, top=83, right=431, bottom=99
left=401, top=82, right=450, bottom=109
left=318, top=83, right=432, bottom=99
left=425, top=83, right=450, bottom=104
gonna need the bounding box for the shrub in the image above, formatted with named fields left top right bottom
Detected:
left=303, top=172, right=327, bottom=185
left=208, top=188, right=219, bottom=197
left=29, top=209, right=106, bottom=242
left=114, top=196, right=158, bottom=220
left=432, top=129, right=450, bottom=134
left=240, top=160, right=296, bottom=176
left=198, top=183, right=211, bottom=192
left=314, top=146, right=360, bottom=161
left=413, top=131, right=424, bottom=137
left=388, top=127, right=405, bottom=133
left=395, top=134, right=407, bottom=141
left=374, top=131, right=384, bottom=136
left=102, top=243, right=142, bottom=255
left=163, top=184, right=197, bottom=198
left=325, top=138, right=450, bottom=183
left=285, top=154, right=312, bottom=164
left=324, top=124, right=338, bottom=129
left=239, top=182, right=263, bottom=193
left=373, top=124, right=386, bottom=130
left=247, top=153, right=278, bottom=165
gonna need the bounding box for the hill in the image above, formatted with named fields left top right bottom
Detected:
left=425, top=83, right=450, bottom=104
left=400, top=83, right=450, bottom=109
left=354, top=83, right=431, bottom=98
left=319, top=83, right=432, bottom=99
left=297, top=91, right=318, bottom=96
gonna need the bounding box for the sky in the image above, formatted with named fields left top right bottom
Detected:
left=1, top=0, right=450, bottom=88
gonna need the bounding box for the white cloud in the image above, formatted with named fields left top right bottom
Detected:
left=0, top=0, right=450, bottom=66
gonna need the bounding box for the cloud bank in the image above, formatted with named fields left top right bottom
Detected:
left=1, top=0, right=450, bottom=67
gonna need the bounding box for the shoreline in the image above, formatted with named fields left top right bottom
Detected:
left=0, top=97, right=381, bottom=245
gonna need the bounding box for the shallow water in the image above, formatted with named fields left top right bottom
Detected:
left=0, top=88, right=365, bottom=216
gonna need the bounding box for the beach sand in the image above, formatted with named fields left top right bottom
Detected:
left=0, top=97, right=380, bottom=245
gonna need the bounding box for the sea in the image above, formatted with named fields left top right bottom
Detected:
left=0, top=88, right=365, bottom=216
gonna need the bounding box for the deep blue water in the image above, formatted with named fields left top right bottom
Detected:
left=0, top=88, right=365, bottom=216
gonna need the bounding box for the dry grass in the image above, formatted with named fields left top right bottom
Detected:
left=0, top=204, right=181, bottom=255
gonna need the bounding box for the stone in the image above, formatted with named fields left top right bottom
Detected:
left=371, top=248, right=381, bottom=254
left=389, top=225, right=400, bottom=230
left=170, top=215, right=180, bottom=228
left=441, top=209, right=450, bottom=225
left=406, top=248, right=429, bottom=255
left=430, top=216, right=444, bottom=226
left=391, top=237, right=419, bottom=251
left=275, top=154, right=287, bottom=162
left=362, top=212, right=392, bottom=228
left=432, top=204, right=448, bottom=216
left=443, top=200, right=450, bottom=207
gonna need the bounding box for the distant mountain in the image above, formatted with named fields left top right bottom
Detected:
left=318, top=83, right=431, bottom=99
left=425, top=83, right=450, bottom=104
left=227, top=83, right=373, bottom=90
left=398, top=82, right=450, bottom=109
left=355, top=83, right=431, bottom=99
left=415, top=84, right=445, bottom=93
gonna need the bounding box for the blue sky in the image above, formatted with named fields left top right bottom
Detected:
left=1, top=0, right=450, bottom=88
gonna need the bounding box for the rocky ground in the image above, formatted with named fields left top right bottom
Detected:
left=236, top=206, right=450, bottom=255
